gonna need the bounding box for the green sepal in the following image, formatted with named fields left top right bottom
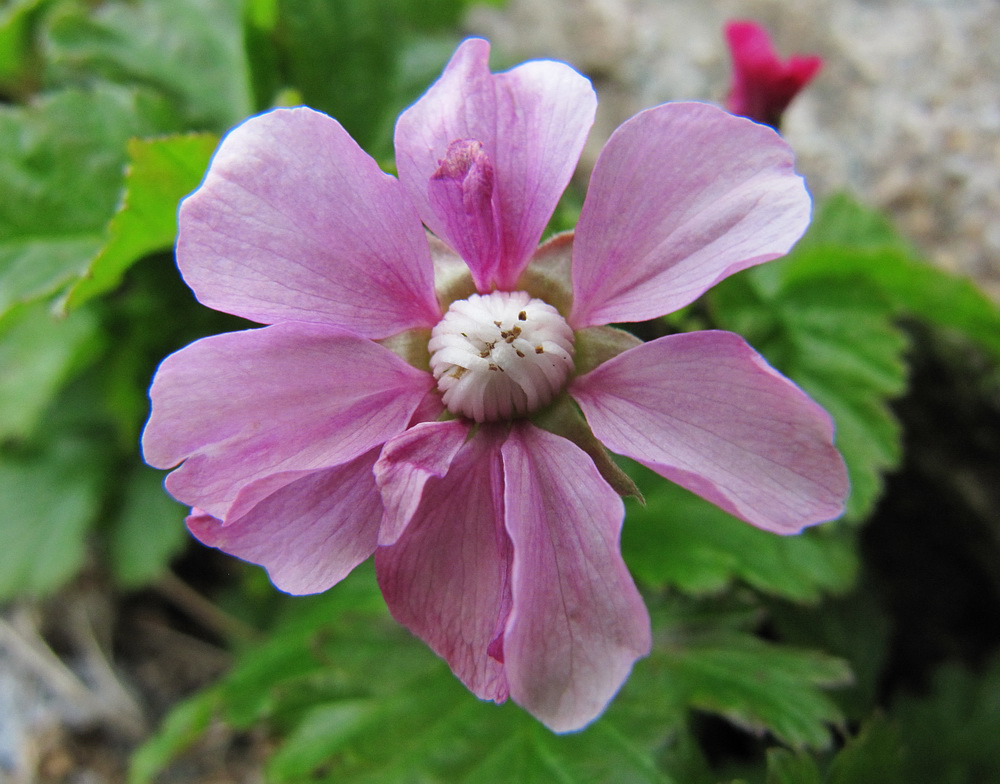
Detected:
left=378, top=327, right=432, bottom=373
left=429, top=233, right=476, bottom=311
left=516, top=231, right=574, bottom=317
left=531, top=395, right=643, bottom=502
left=574, top=325, right=643, bottom=376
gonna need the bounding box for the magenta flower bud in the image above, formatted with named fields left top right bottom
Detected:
left=724, top=20, right=823, bottom=129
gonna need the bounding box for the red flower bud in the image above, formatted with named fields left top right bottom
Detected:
left=724, top=20, right=822, bottom=129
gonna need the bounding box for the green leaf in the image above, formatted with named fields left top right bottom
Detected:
left=894, top=655, right=1000, bottom=784
left=765, top=749, right=822, bottom=784
left=717, top=194, right=1000, bottom=521
left=214, top=568, right=392, bottom=728
left=106, top=463, right=189, bottom=587
left=244, top=0, right=278, bottom=30
left=709, top=268, right=907, bottom=522
left=0, top=85, right=177, bottom=316
left=180, top=585, right=845, bottom=778
left=772, top=194, right=1000, bottom=361
left=242, top=0, right=281, bottom=111
left=44, top=0, right=253, bottom=130
left=265, top=700, right=381, bottom=781
left=0, top=435, right=103, bottom=599
left=621, top=462, right=858, bottom=601
left=393, top=0, right=500, bottom=30
left=141, top=568, right=671, bottom=783
left=263, top=675, right=672, bottom=784
left=463, top=722, right=675, bottom=784
left=273, top=0, right=401, bottom=150
left=138, top=578, right=849, bottom=780
left=826, top=717, right=902, bottom=784
left=128, top=689, right=219, bottom=784
left=651, top=632, right=851, bottom=750
left=789, top=244, right=1000, bottom=360
left=0, top=0, right=45, bottom=98
left=790, top=193, right=907, bottom=252
left=767, top=588, right=891, bottom=723
left=60, top=133, right=218, bottom=311
left=269, top=0, right=479, bottom=155
left=0, top=301, right=102, bottom=440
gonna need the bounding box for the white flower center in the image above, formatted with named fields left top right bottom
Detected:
left=429, top=291, right=575, bottom=422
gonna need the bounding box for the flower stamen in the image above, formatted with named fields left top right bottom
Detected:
left=429, top=291, right=574, bottom=422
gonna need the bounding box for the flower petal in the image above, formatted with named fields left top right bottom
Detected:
left=187, top=449, right=382, bottom=595
left=395, top=38, right=596, bottom=289
left=177, top=107, right=440, bottom=338
left=570, top=102, right=811, bottom=328
left=426, top=140, right=502, bottom=291
left=500, top=423, right=651, bottom=733
left=142, top=323, right=433, bottom=517
left=376, top=424, right=511, bottom=703
left=571, top=331, right=849, bottom=532
left=374, top=419, right=471, bottom=546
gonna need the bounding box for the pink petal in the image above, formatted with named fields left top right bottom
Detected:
left=500, top=423, right=651, bottom=733
left=142, top=323, right=433, bottom=517
left=395, top=38, right=596, bottom=290
left=570, top=102, right=811, bottom=328
left=187, top=449, right=382, bottom=595
left=177, top=107, right=440, bottom=338
left=374, top=419, right=471, bottom=546
left=376, top=424, right=511, bottom=703
left=427, top=140, right=501, bottom=292
left=571, top=331, right=849, bottom=533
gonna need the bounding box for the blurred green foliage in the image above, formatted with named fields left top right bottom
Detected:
left=1, top=0, right=998, bottom=782
left=622, top=461, right=858, bottom=601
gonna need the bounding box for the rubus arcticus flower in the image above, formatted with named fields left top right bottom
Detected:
left=724, top=19, right=823, bottom=129
left=143, top=38, right=848, bottom=732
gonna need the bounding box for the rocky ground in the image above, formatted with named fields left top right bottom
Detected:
left=470, top=0, right=1000, bottom=297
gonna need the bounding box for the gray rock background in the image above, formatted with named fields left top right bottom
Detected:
left=469, top=0, right=1000, bottom=297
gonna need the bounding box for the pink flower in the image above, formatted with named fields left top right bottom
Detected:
left=143, top=38, right=848, bottom=732
left=725, top=20, right=823, bottom=128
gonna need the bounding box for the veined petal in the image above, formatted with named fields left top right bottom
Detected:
left=395, top=38, right=596, bottom=290
left=571, top=331, right=849, bottom=532
left=375, top=419, right=471, bottom=546
left=177, top=107, right=440, bottom=338
left=501, top=423, right=651, bottom=733
left=187, top=449, right=382, bottom=595
left=142, top=323, right=433, bottom=517
left=570, top=102, right=810, bottom=328
left=376, top=425, right=511, bottom=703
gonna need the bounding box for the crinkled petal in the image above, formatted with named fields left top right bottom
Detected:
left=395, top=38, right=596, bottom=289
left=142, top=323, right=433, bottom=517
left=374, top=419, right=471, bottom=546
left=500, top=423, right=651, bottom=733
left=571, top=331, right=849, bottom=532
left=187, top=449, right=382, bottom=595
left=177, top=107, right=440, bottom=338
left=376, top=424, right=511, bottom=703
left=427, top=140, right=502, bottom=291
left=570, top=102, right=811, bottom=328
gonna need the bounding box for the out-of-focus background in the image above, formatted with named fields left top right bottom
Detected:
left=2, top=0, right=999, bottom=782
